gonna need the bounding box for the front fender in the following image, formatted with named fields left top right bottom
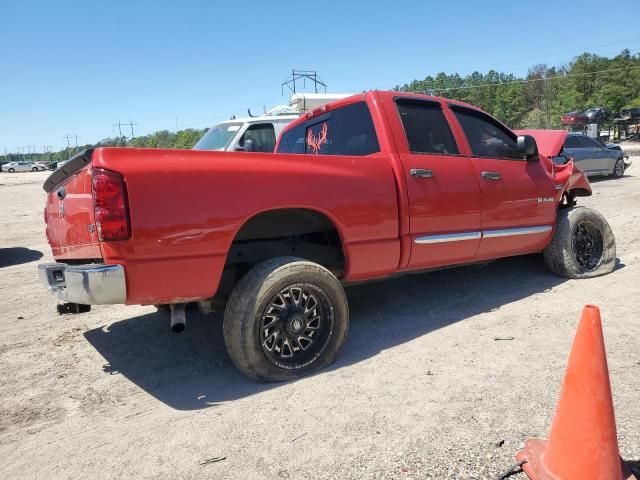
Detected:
left=554, top=159, right=591, bottom=198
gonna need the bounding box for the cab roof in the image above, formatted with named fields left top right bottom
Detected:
left=281, top=90, right=488, bottom=133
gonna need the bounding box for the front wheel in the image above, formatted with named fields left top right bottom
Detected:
left=32, top=167, right=38, bottom=172
left=612, top=158, right=625, bottom=178
left=8, top=168, right=15, bottom=173
left=543, top=207, right=616, bottom=279
left=223, top=257, right=349, bottom=382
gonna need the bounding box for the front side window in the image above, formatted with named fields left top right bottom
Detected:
left=396, top=100, right=458, bottom=155
left=453, top=108, right=521, bottom=160
left=239, top=123, right=276, bottom=152
left=277, top=101, right=380, bottom=156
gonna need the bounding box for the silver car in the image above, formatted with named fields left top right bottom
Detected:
left=561, top=134, right=630, bottom=178
left=1, top=161, right=38, bottom=173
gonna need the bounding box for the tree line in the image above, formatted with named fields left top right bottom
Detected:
left=3, top=49, right=639, bottom=164
left=396, top=49, right=640, bottom=130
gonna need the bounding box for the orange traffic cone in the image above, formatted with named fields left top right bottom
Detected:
left=516, top=305, right=636, bottom=480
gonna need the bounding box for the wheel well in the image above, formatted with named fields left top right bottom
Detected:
left=215, top=209, right=345, bottom=302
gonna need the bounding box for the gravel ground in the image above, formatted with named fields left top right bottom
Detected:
left=0, top=167, right=639, bottom=479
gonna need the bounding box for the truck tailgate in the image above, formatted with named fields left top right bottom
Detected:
left=44, top=152, right=102, bottom=260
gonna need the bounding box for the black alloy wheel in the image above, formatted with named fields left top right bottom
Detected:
left=572, top=221, right=604, bottom=272
left=259, top=283, right=334, bottom=370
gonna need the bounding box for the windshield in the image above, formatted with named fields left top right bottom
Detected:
left=193, top=122, right=243, bottom=151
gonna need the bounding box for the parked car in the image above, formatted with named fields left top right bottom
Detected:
left=39, top=91, right=615, bottom=382
left=619, top=107, right=640, bottom=121
left=33, top=162, right=49, bottom=171
left=1, top=161, right=37, bottom=172
left=584, top=107, right=609, bottom=124
left=560, top=111, right=589, bottom=126
left=559, top=133, right=629, bottom=178
left=55, top=159, right=70, bottom=170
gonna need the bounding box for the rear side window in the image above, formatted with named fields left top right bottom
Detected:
left=578, top=136, right=601, bottom=148
left=453, top=107, right=521, bottom=160
left=564, top=136, right=582, bottom=148
left=239, top=123, right=276, bottom=152
left=277, top=101, right=380, bottom=156
left=396, top=100, right=458, bottom=155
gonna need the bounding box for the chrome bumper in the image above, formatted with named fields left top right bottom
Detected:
left=38, top=263, right=126, bottom=305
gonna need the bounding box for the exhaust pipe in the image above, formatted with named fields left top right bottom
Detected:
left=170, top=303, right=186, bottom=333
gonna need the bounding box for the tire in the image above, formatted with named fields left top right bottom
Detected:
left=223, top=257, right=349, bottom=382
left=32, top=167, right=38, bottom=172
left=8, top=168, right=15, bottom=173
left=543, top=207, right=616, bottom=279
left=611, top=158, right=625, bottom=178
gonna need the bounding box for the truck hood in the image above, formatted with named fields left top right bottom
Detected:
left=515, top=129, right=567, bottom=158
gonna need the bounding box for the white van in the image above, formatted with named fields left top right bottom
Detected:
left=193, top=93, right=351, bottom=153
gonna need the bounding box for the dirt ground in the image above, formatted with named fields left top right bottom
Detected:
left=0, top=166, right=638, bottom=480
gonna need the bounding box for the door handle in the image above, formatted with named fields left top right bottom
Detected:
left=481, top=171, right=501, bottom=181
left=410, top=168, right=434, bottom=178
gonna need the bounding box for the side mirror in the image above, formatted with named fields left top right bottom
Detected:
left=243, top=139, right=256, bottom=152
left=517, top=135, right=538, bottom=160
left=235, top=138, right=257, bottom=152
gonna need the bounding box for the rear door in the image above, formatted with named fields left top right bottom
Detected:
left=579, top=136, right=614, bottom=174
left=389, top=98, right=482, bottom=269
left=449, top=105, right=557, bottom=260
left=565, top=135, right=597, bottom=173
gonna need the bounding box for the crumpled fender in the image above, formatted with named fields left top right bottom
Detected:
left=553, top=159, right=592, bottom=198
left=515, top=128, right=591, bottom=199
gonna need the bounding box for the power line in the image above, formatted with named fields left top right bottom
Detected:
left=478, top=38, right=640, bottom=71
left=426, top=65, right=640, bottom=93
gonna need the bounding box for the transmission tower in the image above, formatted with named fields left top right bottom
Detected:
left=281, top=69, right=328, bottom=95
left=113, top=120, right=138, bottom=144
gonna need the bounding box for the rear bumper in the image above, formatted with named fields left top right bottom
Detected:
left=38, top=263, right=126, bottom=305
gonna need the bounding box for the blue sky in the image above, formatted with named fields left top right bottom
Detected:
left=1, top=0, right=638, bottom=152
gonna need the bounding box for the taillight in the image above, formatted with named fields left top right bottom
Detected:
left=92, top=168, right=131, bottom=241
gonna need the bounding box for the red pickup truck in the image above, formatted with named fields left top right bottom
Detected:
left=39, top=91, right=616, bottom=382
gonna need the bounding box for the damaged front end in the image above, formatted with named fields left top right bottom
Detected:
left=516, top=129, right=591, bottom=206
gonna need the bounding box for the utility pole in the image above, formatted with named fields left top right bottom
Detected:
left=64, top=135, right=73, bottom=156
left=42, top=145, right=54, bottom=161
left=74, top=135, right=80, bottom=154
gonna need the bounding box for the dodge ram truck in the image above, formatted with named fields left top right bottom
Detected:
left=38, top=90, right=616, bottom=382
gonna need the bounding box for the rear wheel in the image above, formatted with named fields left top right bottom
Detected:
left=612, top=158, right=625, bottom=178
left=543, top=207, right=616, bottom=279
left=32, top=167, right=38, bottom=172
left=223, top=257, right=349, bottom=382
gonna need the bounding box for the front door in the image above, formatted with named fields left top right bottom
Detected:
left=391, top=98, right=482, bottom=269
left=449, top=106, right=557, bottom=260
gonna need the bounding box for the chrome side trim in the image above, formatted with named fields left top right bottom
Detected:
left=413, top=225, right=553, bottom=244
left=38, top=263, right=126, bottom=304
left=414, top=231, right=482, bottom=244
left=482, top=225, right=552, bottom=238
